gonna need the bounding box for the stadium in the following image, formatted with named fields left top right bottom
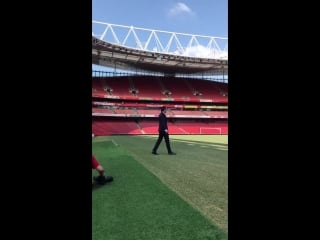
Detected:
left=92, top=19, right=228, bottom=240
left=92, top=21, right=228, bottom=136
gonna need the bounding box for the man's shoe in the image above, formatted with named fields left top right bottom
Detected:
left=152, top=152, right=159, bottom=155
left=104, top=176, right=113, bottom=183
left=168, top=152, right=176, bottom=155
left=94, top=175, right=113, bottom=185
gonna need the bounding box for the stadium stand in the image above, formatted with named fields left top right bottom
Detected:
left=92, top=22, right=227, bottom=136
left=92, top=75, right=228, bottom=136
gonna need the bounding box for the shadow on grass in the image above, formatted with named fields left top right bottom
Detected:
left=92, top=179, right=114, bottom=191
left=138, top=135, right=228, bottom=150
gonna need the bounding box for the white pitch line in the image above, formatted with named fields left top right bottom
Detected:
left=111, top=139, right=118, bottom=147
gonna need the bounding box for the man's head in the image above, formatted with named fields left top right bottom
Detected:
left=160, top=106, right=166, bottom=113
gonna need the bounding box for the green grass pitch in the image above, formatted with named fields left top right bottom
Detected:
left=93, top=135, right=228, bottom=240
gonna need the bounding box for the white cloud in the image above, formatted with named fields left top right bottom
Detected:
left=172, top=45, right=228, bottom=59
left=168, top=2, right=195, bottom=17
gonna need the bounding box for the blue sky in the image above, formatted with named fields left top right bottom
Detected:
left=92, top=0, right=228, bottom=72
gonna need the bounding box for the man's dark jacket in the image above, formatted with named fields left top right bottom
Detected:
left=158, top=112, right=168, bottom=132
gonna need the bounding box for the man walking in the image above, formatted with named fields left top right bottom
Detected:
left=152, top=106, right=176, bottom=155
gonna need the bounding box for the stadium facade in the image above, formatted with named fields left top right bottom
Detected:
left=92, top=21, right=228, bottom=136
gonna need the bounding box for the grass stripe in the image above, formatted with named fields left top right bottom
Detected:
left=102, top=135, right=228, bottom=232
left=93, top=140, right=227, bottom=240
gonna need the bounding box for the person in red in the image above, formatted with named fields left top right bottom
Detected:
left=92, top=155, right=113, bottom=185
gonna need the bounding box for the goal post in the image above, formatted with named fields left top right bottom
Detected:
left=199, top=127, right=222, bottom=135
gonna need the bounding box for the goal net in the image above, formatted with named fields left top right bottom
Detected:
left=199, top=127, right=222, bottom=135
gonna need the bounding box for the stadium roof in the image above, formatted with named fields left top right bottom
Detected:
left=92, top=21, right=228, bottom=76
